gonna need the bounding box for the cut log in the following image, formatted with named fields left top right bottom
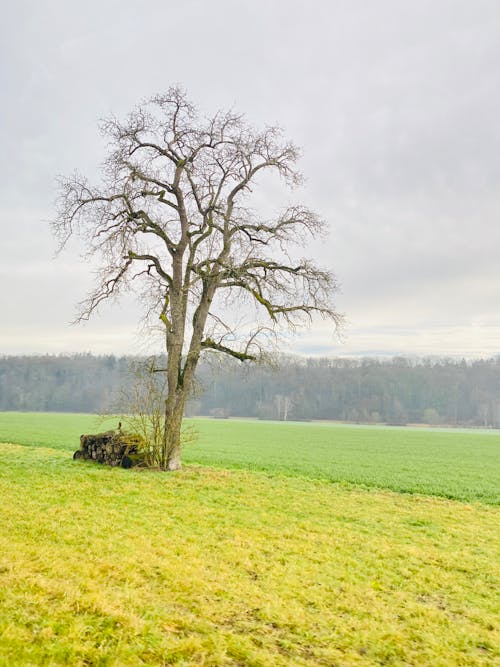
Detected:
left=75, top=429, right=145, bottom=468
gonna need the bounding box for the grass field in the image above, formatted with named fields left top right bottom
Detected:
left=1, top=412, right=499, bottom=503
left=0, top=413, right=499, bottom=665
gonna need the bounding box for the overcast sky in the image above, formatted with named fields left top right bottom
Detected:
left=1, top=0, right=499, bottom=359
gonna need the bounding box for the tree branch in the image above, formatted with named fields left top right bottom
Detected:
left=201, top=337, right=257, bottom=361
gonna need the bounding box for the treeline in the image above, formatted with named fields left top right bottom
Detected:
left=0, top=354, right=130, bottom=413
left=193, top=356, right=500, bottom=427
left=1, top=354, right=500, bottom=427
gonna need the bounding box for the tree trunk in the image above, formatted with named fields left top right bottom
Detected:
left=161, top=278, right=211, bottom=471
left=163, top=393, right=185, bottom=470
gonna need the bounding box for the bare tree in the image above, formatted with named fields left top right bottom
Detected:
left=53, top=87, right=342, bottom=470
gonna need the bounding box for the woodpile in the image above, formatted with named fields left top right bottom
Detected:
left=73, top=428, right=145, bottom=468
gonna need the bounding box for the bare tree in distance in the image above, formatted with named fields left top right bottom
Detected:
left=53, top=87, right=342, bottom=470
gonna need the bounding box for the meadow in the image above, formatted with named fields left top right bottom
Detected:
left=0, top=413, right=499, bottom=665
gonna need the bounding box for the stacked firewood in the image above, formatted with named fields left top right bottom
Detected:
left=73, top=427, right=144, bottom=468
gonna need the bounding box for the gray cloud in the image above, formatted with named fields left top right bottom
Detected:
left=1, top=0, right=499, bottom=357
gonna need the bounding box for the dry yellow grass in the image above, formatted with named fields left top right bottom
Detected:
left=0, top=442, right=499, bottom=666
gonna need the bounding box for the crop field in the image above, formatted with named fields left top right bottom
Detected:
left=0, top=413, right=499, bottom=665
left=1, top=412, right=499, bottom=503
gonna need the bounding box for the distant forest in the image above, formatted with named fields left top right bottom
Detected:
left=1, top=354, right=500, bottom=428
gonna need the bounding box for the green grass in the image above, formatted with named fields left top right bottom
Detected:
left=1, top=412, right=499, bottom=503
left=0, top=442, right=499, bottom=666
